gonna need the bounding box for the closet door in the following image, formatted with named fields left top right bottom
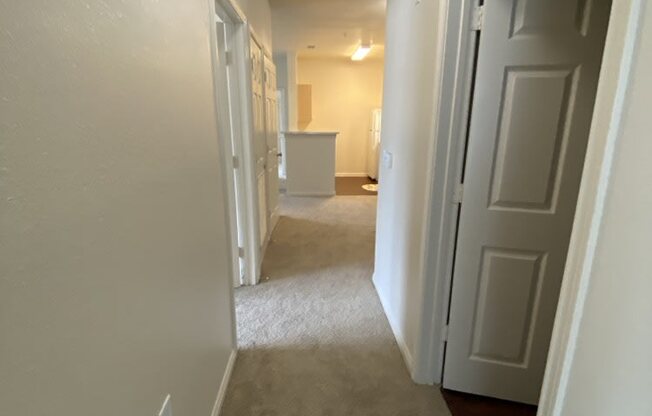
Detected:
left=263, top=55, right=280, bottom=227
left=250, top=36, right=267, bottom=245
left=443, top=0, right=611, bottom=404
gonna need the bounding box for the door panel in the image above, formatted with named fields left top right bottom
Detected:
left=250, top=37, right=267, bottom=246
left=443, top=0, right=611, bottom=404
left=489, top=67, right=574, bottom=211
left=510, top=0, right=593, bottom=37
left=470, top=247, right=545, bottom=366
left=263, top=55, right=280, bottom=226
left=250, top=38, right=266, bottom=175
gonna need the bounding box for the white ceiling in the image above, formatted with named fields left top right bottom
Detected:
left=270, top=0, right=387, bottom=59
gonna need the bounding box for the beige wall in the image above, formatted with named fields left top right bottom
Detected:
left=274, top=52, right=299, bottom=132
left=559, top=2, right=652, bottom=414
left=234, top=0, right=273, bottom=52
left=297, top=57, right=384, bottom=176
left=0, top=1, right=235, bottom=414
left=373, top=0, right=443, bottom=374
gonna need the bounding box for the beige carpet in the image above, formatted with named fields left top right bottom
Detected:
left=221, top=195, right=451, bottom=416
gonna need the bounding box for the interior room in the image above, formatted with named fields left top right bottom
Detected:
left=295, top=56, right=384, bottom=194
left=2, top=1, right=651, bottom=416
left=272, top=0, right=385, bottom=197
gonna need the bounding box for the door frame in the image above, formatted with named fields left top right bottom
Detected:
left=413, top=0, right=643, bottom=409
left=204, top=0, right=245, bottom=380
left=220, top=9, right=248, bottom=287
left=208, top=0, right=261, bottom=287
left=211, top=6, right=241, bottom=289
left=209, top=0, right=261, bottom=285
left=412, top=0, right=481, bottom=384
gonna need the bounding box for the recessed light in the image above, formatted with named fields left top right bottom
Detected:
left=351, top=44, right=372, bottom=61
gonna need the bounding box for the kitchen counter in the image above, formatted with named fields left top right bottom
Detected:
left=282, top=131, right=339, bottom=196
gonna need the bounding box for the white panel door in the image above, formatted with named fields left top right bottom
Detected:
left=250, top=36, right=267, bottom=246
left=443, top=0, right=611, bottom=404
left=367, top=109, right=382, bottom=180
left=277, top=90, right=288, bottom=179
left=263, top=55, right=280, bottom=228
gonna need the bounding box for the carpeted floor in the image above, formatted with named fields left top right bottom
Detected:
left=221, top=195, right=451, bottom=416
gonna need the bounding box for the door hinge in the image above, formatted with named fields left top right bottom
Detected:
left=232, top=155, right=239, bottom=169
left=238, top=246, right=245, bottom=258
left=441, top=324, right=449, bottom=342
left=471, top=5, right=484, bottom=31
left=453, top=183, right=464, bottom=204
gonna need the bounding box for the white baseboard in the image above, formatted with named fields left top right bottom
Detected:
left=210, top=349, right=237, bottom=416
left=372, top=273, right=415, bottom=375
left=336, top=173, right=370, bottom=178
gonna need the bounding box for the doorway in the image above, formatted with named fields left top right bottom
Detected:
left=211, top=1, right=261, bottom=288
left=441, top=0, right=612, bottom=406
left=212, top=7, right=242, bottom=287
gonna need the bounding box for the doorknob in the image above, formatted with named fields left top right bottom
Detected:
left=277, top=153, right=282, bottom=157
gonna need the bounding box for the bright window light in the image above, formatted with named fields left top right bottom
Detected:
left=351, top=44, right=372, bottom=61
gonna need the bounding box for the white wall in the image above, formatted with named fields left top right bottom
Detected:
left=234, top=0, right=273, bottom=52
left=0, top=1, right=235, bottom=415
left=298, top=57, right=384, bottom=176
left=558, top=3, right=652, bottom=414
left=274, top=54, right=290, bottom=131
left=373, top=0, right=443, bottom=372
left=273, top=52, right=299, bottom=131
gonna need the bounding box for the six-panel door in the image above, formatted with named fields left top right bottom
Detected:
left=443, top=0, right=612, bottom=404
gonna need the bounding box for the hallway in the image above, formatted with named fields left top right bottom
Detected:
left=221, top=196, right=450, bottom=415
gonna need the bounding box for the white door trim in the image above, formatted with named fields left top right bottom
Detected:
left=211, top=0, right=263, bottom=287
left=206, top=0, right=248, bottom=355
left=206, top=0, right=264, bottom=289
left=220, top=1, right=256, bottom=288
left=236, top=26, right=262, bottom=286
left=211, top=7, right=241, bottom=290
left=412, top=0, right=480, bottom=384
left=414, top=0, right=642, bottom=409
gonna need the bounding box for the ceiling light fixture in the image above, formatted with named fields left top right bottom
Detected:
left=351, top=44, right=372, bottom=61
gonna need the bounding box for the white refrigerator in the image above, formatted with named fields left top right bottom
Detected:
left=366, top=108, right=382, bottom=180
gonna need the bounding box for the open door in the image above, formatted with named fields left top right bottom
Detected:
left=443, top=0, right=611, bottom=404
